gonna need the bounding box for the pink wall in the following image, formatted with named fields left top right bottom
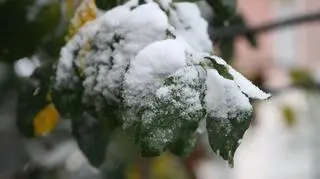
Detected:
left=235, top=0, right=320, bottom=88
left=233, top=0, right=273, bottom=81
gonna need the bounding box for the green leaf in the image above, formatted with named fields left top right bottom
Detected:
left=206, top=0, right=236, bottom=25
left=51, top=83, right=84, bottom=119
left=201, top=57, right=233, bottom=80
left=206, top=110, right=252, bottom=166
left=136, top=66, right=206, bottom=157
left=168, top=122, right=199, bottom=157
left=0, top=0, right=67, bottom=63
left=95, top=0, right=119, bottom=10
left=72, top=112, right=115, bottom=168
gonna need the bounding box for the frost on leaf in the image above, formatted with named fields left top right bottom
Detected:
left=54, top=2, right=172, bottom=115
left=80, top=3, right=171, bottom=109
left=123, top=39, right=205, bottom=156
left=200, top=56, right=270, bottom=165
left=135, top=66, right=206, bottom=156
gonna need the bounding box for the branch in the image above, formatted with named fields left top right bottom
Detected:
left=210, top=11, right=320, bottom=41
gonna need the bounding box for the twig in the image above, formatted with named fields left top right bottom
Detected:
left=210, top=11, right=320, bottom=41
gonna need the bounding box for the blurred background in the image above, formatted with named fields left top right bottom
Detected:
left=1, top=0, right=320, bottom=178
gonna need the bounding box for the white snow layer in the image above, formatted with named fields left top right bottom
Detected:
left=56, top=2, right=172, bottom=104
left=208, top=55, right=271, bottom=100
left=168, top=2, right=213, bottom=53
left=124, top=39, right=189, bottom=108
left=83, top=3, right=170, bottom=104
left=124, top=0, right=213, bottom=52
left=205, top=69, right=252, bottom=120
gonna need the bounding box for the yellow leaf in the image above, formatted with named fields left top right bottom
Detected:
left=126, top=153, right=191, bottom=179
left=33, top=103, right=59, bottom=136
left=282, top=105, right=296, bottom=127
left=66, top=0, right=97, bottom=41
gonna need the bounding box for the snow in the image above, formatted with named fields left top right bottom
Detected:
left=123, top=39, right=191, bottom=126
left=156, top=0, right=172, bottom=10
left=229, top=68, right=271, bottom=100
left=81, top=3, right=171, bottom=105
left=14, top=58, right=36, bottom=77
left=168, top=2, right=213, bottom=53
left=56, top=2, right=172, bottom=105
left=205, top=55, right=271, bottom=100
left=205, top=69, right=252, bottom=123
left=124, top=39, right=187, bottom=97
left=160, top=66, right=204, bottom=116
left=55, top=17, right=100, bottom=90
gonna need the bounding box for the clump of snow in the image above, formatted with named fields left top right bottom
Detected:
left=81, top=3, right=171, bottom=106
left=205, top=69, right=252, bottom=121
left=168, top=2, right=213, bottom=53
left=124, top=39, right=188, bottom=109
left=55, top=17, right=100, bottom=89
left=14, top=57, right=37, bottom=77
left=122, top=0, right=213, bottom=53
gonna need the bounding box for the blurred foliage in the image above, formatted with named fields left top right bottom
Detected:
left=290, top=69, right=319, bottom=89
left=96, top=0, right=119, bottom=10
left=16, top=61, right=56, bottom=137
left=66, top=0, right=97, bottom=40
left=126, top=153, right=191, bottom=179
left=281, top=105, right=296, bottom=127
left=72, top=112, right=114, bottom=168
left=0, top=0, right=78, bottom=63
left=206, top=0, right=257, bottom=61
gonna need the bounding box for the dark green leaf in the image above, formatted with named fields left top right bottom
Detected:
left=206, top=0, right=236, bottom=25
left=51, top=83, right=84, bottom=119
left=72, top=112, right=115, bottom=168
left=96, top=0, right=119, bottom=10
left=219, top=38, right=234, bottom=62
left=168, top=122, right=199, bottom=157
left=136, top=67, right=205, bottom=157
left=0, top=0, right=67, bottom=63
left=206, top=110, right=252, bottom=166
left=202, top=57, right=233, bottom=80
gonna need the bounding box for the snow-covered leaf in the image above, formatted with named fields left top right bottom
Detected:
left=204, top=67, right=252, bottom=165
left=204, top=56, right=270, bottom=99
left=197, top=55, right=269, bottom=165
left=137, top=66, right=205, bottom=156
left=51, top=0, right=270, bottom=167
